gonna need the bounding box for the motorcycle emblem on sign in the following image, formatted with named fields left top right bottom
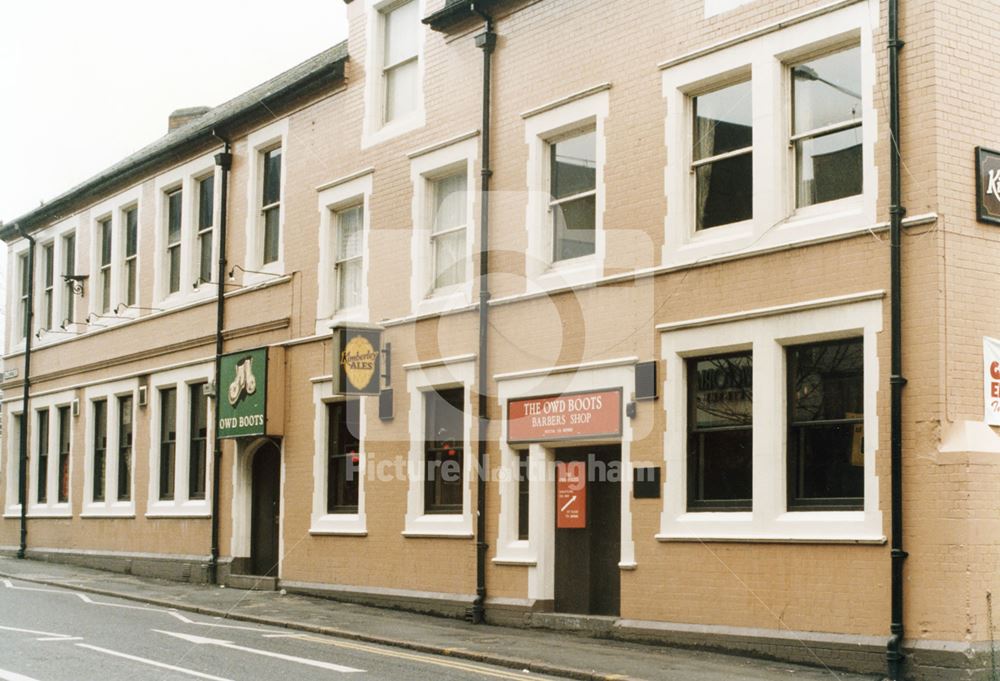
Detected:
left=228, top=356, right=257, bottom=406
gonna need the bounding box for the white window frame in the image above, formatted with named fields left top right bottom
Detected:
left=310, top=378, right=368, bottom=535
left=27, top=390, right=75, bottom=518
left=244, top=119, right=289, bottom=282
left=658, top=293, right=884, bottom=543
left=361, top=0, right=426, bottom=148
left=403, top=356, right=474, bottom=538
left=409, top=135, right=477, bottom=316
left=154, top=153, right=219, bottom=308
left=3, top=408, right=24, bottom=518
left=82, top=378, right=138, bottom=518
left=662, top=2, right=876, bottom=267
left=523, top=87, right=609, bottom=292
left=120, top=203, right=141, bottom=307
left=193, top=171, right=217, bottom=288
left=146, top=363, right=214, bottom=518
left=316, top=170, right=372, bottom=334
left=88, top=186, right=143, bottom=324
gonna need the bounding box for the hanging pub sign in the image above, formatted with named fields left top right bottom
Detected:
left=333, top=323, right=383, bottom=396
left=976, top=147, right=1000, bottom=225
left=217, top=346, right=285, bottom=439
left=508, top=388, right=622, bottom=443
left=984, top=337, right=1000, bottom=426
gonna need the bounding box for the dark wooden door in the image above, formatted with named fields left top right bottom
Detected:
left=554, top=446, right=621, bottom=616
left=250, top=441, right=280, bottom=576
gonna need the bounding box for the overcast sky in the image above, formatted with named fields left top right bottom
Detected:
left=0, top=0, right=349, bottom=223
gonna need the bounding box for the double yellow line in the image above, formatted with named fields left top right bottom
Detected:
left=285, top=633, right=548, bottom=680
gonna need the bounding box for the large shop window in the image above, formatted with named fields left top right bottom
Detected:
left=327, top=400, right=361, bottom=513
left=424, top=387, right=465, bottom=514
left=787, top=338, right=864, bottom=510
left=686, top=352, right=753, bottom=511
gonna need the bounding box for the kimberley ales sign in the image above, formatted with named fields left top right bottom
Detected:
left=218, top=347, right=284, bottom=439
left=508, top=389, right=622, bottom=443
left=333, top=325, right=382, bottom=396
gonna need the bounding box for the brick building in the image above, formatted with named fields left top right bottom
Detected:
left=1, top=0, right=998, bottom=678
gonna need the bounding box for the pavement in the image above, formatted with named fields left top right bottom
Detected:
left=0, top=555, right=881, bottom=681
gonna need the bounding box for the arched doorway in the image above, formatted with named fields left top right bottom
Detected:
left=250, top=440, right=281, bottom=576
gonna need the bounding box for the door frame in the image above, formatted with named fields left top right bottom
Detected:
left=231, top=437, right=284, bottom=575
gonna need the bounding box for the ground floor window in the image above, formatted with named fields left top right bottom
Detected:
left=92, top=399, right=107, bottom=502
left=159, top=387, right=177, bottom=501
left=188, top=383, right=208, bottom=500
left=517, top=451, right=530, bottom=541
left=35, top=409, right=49, bottom=503
left=57, top=406, right=71, bottom=503
left=424, top=387, right=464, bottom=514
left=117, top=396, right=133, bottom=501
left=327, top=399, right=360, bottom=513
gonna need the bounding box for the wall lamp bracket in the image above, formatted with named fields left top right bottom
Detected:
left=62, top=274, right=88, bottom=296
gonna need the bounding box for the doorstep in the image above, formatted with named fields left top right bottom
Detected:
left=225, top=573, right=277, bottom=591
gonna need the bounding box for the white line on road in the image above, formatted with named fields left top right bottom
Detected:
left=154, top=630, right=365, bottom=673
left=0, top=668, right=44, bottom=681
left=76, top=643, right=236, bottom=681
left=167, top=610, right=268, bottom=632
left=0, top=624, right=75, bottom=640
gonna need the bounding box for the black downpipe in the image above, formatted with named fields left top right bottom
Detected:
left=887, top=0, right=908, bottom=678
left=207, top=135, right=233, bottom=585
left=470, top=4, right=496, bottom=626
left=15, top=226, right=35, bottom=560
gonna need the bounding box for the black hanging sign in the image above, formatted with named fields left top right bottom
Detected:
left=332, top=324, right=383, bottom=396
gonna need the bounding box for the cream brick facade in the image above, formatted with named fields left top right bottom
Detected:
left=2, top=0, right=999, bottom=678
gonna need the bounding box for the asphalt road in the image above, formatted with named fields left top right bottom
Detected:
left=0, top=577, right=561, bottom=681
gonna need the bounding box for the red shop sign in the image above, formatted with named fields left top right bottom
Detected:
left=557, top=461, right=587, bottom=529
left=507, top=389, right=622, bottom=443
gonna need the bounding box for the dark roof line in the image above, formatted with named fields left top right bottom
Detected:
left=2, top=41, right=349, bottom=241
left=422, top=0, right=504, bottom=31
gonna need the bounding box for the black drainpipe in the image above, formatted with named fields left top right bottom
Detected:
left=470, top=3, right=496, bottom=625
left=15, top=225, right=35, bottom=560
left=887, top=0, right=908, bottom=678
left=207, top=134, right=232, bottom=584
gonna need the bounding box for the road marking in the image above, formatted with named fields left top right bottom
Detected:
left=35, top=636, right=83, bottom=642
left=167, top=610, right=267, bottom=632
left=0, top=624, right=76, bottom=641
left=0, top=668, right=45, bottom=681
left=154, top=630, right=365, bottom=673
left=281, top=633, right=542, bottom=681
left=76, top=644, right=235, bottom=681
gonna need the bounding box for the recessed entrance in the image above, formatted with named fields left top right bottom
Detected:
left=553, top=445, right=621, bottom=616
left=250, top=440, right=281, bottom=577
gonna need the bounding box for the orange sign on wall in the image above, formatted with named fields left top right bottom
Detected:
left=507, top=389, right=622, bottom=443
left=557, top=461, right=587, bottom=529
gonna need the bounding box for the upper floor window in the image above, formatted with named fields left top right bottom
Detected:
left=334, top=204, right=364, bottom=312
left=430, top=171, right=468, bottom=290
left=382, top=0, right=419, bottom=124
left=41, top=243, right=54, bottom=331
left=550, top=130, right=597, bottom=262
left=17, top=253, right=28, bottom=339
left=692, top=80, right=752, bottom=230
left=123, top=206, right=138, bottom=306
left=261, top=147, right=282, bottom=265
left=98, top=217, right=113, bottom=312
left=791, top=46, right=862, bottom=208
left=62, top=232, right=76, bottom=324
left=166, top=189, right=182, bottom=295
left=197, top=175, right=215, bottom=284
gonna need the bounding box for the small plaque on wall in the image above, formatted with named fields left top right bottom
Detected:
left=633, top=466, right=661, bottom=499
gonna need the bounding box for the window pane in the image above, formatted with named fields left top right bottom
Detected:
left=101, top=269, right=112, bottom=313
left=327, top=400, right=361, bottom=513
left=58, top=406, right=70, bottom=503
left=551, top=131, right=596, bottom=199
left=796, top=126, right=862, bottom=207
left=126, top=260, right=137, bottom=306
left=13, top=415, right=24, bottom=504
left=432, top=172, right=467, bottom=234
left=118, top=396, right=133, bottom=501
left=198, top=176, right=214, bottom=230
left=101, top=220, right=112, bottom=266
left=694, top=80, right=752, bottom=159
left=517, top=452, right=529, bottom=541
left=36, top=410, right=49, bottom=503
left=160, top=388, right=176, bottom=500
left=433, top=230, right=466, bottom=290
left=792, top=46, right=861, bottom=134
left=189, top=384, right=208, bottom=500
left=696, top=152, right=753, bottom=230
left=790, top=340, right=864, bottom=422
left=337, top=206, right=363, bottom=259
left=167, top=191, right=182, bottom=245
left=168, top=246, right=181, bottom=294
left=687, top=353, right=753, bottom=509
left=125, top=208, right=138, bottom=257
left=789, top=423, right=863, bottom=503
left=262, top=149, right=282, bottom=207
left=199, top=232, right=213, bottom=284
left=263, top=206, right=280, bottom=264
left=44, top=245, right=54, bottom=286
left=385, top=59, right=418, bottom=122
left=383, top=0, right=418, bottom=66
left=63, top=234, right=75, bottom=322
left=424, top=388, right=464, bottom=513
left=93, top=400, right=107, bottom=502
left=338, top=258, right=362, bottom=310
left=553, top=194, right=596, bottom=261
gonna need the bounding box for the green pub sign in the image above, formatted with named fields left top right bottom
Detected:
left=218, top=347, right=270, bottom=439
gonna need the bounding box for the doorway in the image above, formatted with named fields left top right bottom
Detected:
left=553, top=445, right=621, bottom=616
left=250, top=440, right=281, bottom=576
